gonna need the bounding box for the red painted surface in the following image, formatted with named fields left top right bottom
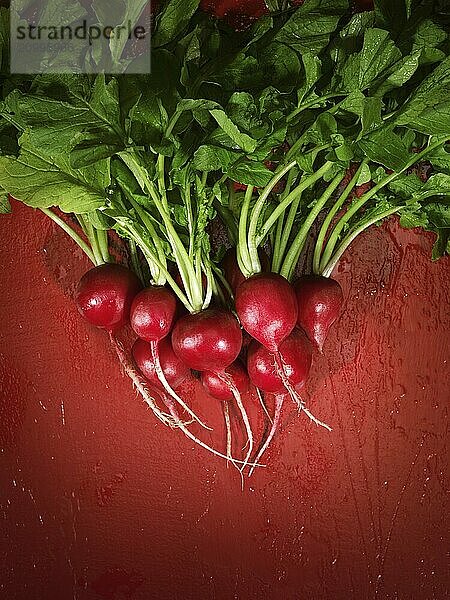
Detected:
left=0, top=201, right=449, bottom=600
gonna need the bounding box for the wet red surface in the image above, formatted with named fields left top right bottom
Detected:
left=0, top=201, right=449, bottom=600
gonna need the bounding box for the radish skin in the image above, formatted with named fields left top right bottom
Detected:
left=235, top=273, right=298, bottom=353
left=294, top=276, right=344, bottom=352
left=75, top=264, right=141, bottom=331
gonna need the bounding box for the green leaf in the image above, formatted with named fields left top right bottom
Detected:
left=298, top=53, right=322, bottom=104
left=210, top=110, right=257, bottom=154
left=0, top=132, right=109, bottom=213
left=70, top=131, right=124, bottom=168
left=192, top=145, right=238, bottom=172
left=0, top=190, right=11, bottom=213
left=358, top=128, right=410, bottom=171
left=260, top=42, right=302, bottom=88
left=276, top=0, right=349, bottom=55
left=227, top=161, right=273, bottom=187
left=338, top=28, right=402, bottom=92
left=395, top=56, right=450, bottom=135
left=226, top=92, right=263, bottom=136
left=153, top=0, right=201, bottom=47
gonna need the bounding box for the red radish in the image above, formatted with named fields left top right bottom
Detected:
left=247, top=328, right=330, bottom=430
left=294, top=275, right=344, bottom=352
left=172, top=309, right=253, bottom=471
left=221, top=248, right=270, bottom=295
left=172, top=308, right=242, bottom=372
left=131, top=286, right=210, bottom=429
left=201, top=360, right=249, bottom=401
left=130, top=286, right=177, bottom=342
left=132, top=337, right=190, bottom=390
left=133, top=335, right=209, bottom=430
left=75, top=264, right=141, bottom=331
left=247, top=328, right=312, bottom=394
left=235, top=273, right=298, bottom=353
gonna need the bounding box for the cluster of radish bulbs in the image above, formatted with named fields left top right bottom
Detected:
left=75, top=255, right=343, bottom=476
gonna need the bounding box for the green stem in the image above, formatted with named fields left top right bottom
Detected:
left=96, top=229, right=111, bottom=264
left=256, top=162, right=333, bottom=248
left=287, top=94, right=343, bottom=123
left=123, top=222, right=192, bottom=311
left=247, top=161, right=297, bottom=273
left=125, top=193, right=167, bottom=285
left=128, top=239, right=145, bottom=285
left=80, top=216, right=104, bottom=266
left=319, top=139, right=443, bottom=272
left=272, top=170, right=302, bottom=272
left=157, top=154, right=168, bottom=211
left=280, top=171, right=344, bottom=281
left=238, top=185, right=255, bottom=276
left=119, top=150, right=199, bottom=300
left=41, top=209, right=96, bottom=265
left=321, top=207, right=402, bottom=278
left=313, top=160, right=368, bottom=275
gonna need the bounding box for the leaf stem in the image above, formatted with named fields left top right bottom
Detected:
left=319, top=139, right=443, bottom=272
left=280, top=170, right=344, bottom=280
left=321, top=207, right=403, bottom=278
left=313, top=160, right=368, bottom=275
left=41, top=208, right=96, bottom=265
left=256, top=161, right=333, bottom=248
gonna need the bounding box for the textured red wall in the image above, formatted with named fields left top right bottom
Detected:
left=0, top=201, right=448, bottom=600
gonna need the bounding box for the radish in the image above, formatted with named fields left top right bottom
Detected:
left=130, top=286, right=177, bottom=342
left=172, top=308, right=242, bottom=372
left=235, top=273, right=298, bottom=353
left=172, top=309, right=254, bottom=470
left=247, top=328, right=312, bottom=394
left=132, top=337, right=190, bottom=390
left=247, top=328, right=330, bottom=429
left=201, top=361, right=250, bottom=472
left=200, top=360, right=249, bottom=401
left=222, top=248, right=270, bottom=296
left=294, top=276, right=344, bottom=352
left=75, top=264, right=141, bottom=331
left=131, top=286, right=209, bottom=429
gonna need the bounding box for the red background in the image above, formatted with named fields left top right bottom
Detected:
left=0, top=201, right=448, bottom=600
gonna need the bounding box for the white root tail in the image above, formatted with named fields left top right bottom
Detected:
left=150, top=341, right=212, bottom=431
left=256, top=387, right=273, bottom=424
left=161, top=393, right=263, bottom=468
left=109, top=333, right=176, bottom=428
left=223, top=400, right=232, bottom=466
left=218, top=372, right=254, bottom=474
left=275, top=354, right=332, bottom=432
left=249, top=393, right=285, bottom=477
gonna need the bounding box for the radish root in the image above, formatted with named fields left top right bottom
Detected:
left=109, top=333, right=176, bottom=427
left=275, top=354, right=331, bottom=431
left=249, top=393, right=285, bottom=477
left=161, top=393, right=263, bottom=468
left=218, top=372, right=254, bottom=474
left=149, top=340, right=212, bottom=431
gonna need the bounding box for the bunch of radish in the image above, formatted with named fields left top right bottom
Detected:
left=74, top=242, right=343, bottom=476
left=3, top=0, right=448, bottom=480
